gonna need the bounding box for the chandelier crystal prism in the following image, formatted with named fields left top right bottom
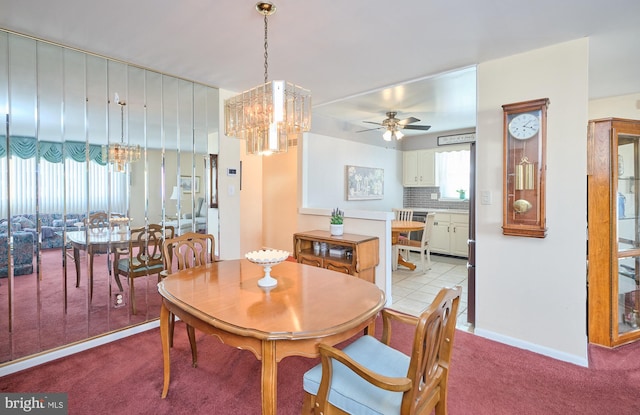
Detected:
left=224, top=2, right=311, bottom=155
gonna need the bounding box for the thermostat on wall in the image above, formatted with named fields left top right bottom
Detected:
left=227, top=168, right=237, bottom=176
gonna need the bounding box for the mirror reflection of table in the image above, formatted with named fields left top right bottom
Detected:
left=65, top=230, right=131, bottom=302
left=391, top=220, right=426, bottom=271
left=158, top=259, right=385, bottom=415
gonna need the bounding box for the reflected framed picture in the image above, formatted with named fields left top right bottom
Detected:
left=209, top=154, right=218, bottom=208
left=180, top=175, right=200, bottom=194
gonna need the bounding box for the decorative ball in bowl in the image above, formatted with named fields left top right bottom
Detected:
left=245, top=249, right=290, bottom=287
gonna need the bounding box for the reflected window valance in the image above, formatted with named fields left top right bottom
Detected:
left=0, top=136, right=106, bottom=164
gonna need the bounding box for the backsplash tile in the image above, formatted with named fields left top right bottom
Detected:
left=403, top=187, right=470, bottom=210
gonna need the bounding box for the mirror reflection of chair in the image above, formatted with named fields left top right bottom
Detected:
left=396, top=212, right=436, bottom=271
left=302, top=285, right=462, bottom=415
left=114, top=224, right=174, bottom=314
left=162, top=232, right=217, bottom=367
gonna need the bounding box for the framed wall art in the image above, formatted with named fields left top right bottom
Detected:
left=346, top=165, right=384, bottom=200
left=179, top=175, right=200, bottom=194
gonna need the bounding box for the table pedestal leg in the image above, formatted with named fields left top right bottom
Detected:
left=397, top=252, right=417, bottom=271
left=261, top=340, right=277, bottom=415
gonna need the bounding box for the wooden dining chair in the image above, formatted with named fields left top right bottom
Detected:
left=396, top=212, right=436, bottom=271
left=114, top=224, right=175, bottom=314
left=302, top=285, right=462, bottom=415
left=162, top=231, right=217, bottom=367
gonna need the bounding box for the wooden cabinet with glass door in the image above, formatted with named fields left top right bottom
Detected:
left=588, top=118, right=640, bottom=347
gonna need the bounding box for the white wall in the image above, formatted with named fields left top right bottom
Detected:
left=262, top=146, right=298, bottom=252
left=217, top=89, right=244, bottom=260
left=589, top=92, right=640, bottom=120
left=302, top=133, right=404, bottom=210
left=476, top=38, right=589, bottom=365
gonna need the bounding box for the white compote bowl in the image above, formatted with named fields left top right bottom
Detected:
left=245, top=249, right=290, bottom=287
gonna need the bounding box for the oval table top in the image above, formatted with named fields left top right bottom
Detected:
left=158, top=259, right=385, bottom=340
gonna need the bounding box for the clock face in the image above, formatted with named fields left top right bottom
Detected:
left=508, top=113, right=540, bottom=140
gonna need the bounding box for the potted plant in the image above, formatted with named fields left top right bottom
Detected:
left=330, top=207, right=344, bottom=236
left=456, top=189, right=466, bottom=200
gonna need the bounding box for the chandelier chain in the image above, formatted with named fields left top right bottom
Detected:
left=120, top=102, right=125, bottom=143
left=263, top=14, right=269, bottom=84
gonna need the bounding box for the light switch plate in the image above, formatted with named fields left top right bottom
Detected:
left=480, top=190, right=492, bottom=205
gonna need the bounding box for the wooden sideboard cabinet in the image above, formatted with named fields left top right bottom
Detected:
left=293, top=230, right=379, bottom=283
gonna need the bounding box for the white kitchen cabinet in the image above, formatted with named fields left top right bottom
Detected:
left=430, top=212, right=469, bottom=258
left=449, top=214, right=469, bottom=257
left=403, top=149, right=435, bottom=186
left=431, top=214, right=451, bottom=253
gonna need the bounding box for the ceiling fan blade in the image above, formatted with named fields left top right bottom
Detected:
left=403, top=124, right=431, bottom=131
left=363, top=121, right=383, bottom=126
left=356, top=127, right=382, bottom=133
left=398, top=116, right=420, bottom=126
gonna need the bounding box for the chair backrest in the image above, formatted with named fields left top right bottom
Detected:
left=163, top=232, right=216, bottom=273
left=128, top=224, right=175, bottom=272
left=402, top=285, right=461, bottom=414
left=421, top=213, right=436, bottom=245
left=393, top=208, right=414, bottom=222
left=86, top=212, right=124, bottom=229
left=86, top=212, right=109, bottom=229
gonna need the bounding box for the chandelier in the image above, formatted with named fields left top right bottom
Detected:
left=103, top=95, right=141, bottom=172
left=224, top=2, right=311, bottom=156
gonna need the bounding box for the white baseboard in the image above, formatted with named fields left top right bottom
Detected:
left=473, top=327, right=589, bottom=367
left=0, top=320, right=160, bottom=377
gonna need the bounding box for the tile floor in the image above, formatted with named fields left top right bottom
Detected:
left=391, top=252, right=473, bottom=332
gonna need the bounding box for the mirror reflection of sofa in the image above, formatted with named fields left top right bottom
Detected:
left=0, top=231, right=34, bottom=277
left=165, top=197, right=207, bottom=235
left=1, top=214, right=86, bottom=250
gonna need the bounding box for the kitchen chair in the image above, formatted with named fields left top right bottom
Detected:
left=114, top=224, right=174, bottom=314
left=162, top=232, right=217, bottom=367
left=396, top=212, right=436, bottom=271
left=302, top=285, right=462, bottom=415
left=393, top=208, right=414, bottom=257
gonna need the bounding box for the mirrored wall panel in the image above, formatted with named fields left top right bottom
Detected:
left=0, top=30, right=219, bottom=363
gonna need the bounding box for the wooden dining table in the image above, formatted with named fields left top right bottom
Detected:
left=391, top=220, right=426, bottom=271
left=158, top=259, right=385, bottom=415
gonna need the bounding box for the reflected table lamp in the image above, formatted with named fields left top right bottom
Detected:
left=170, top=186, right=180, bottom=218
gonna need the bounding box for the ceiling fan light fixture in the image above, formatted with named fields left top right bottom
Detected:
left=395, top=130, right=404, bottom=140
left=383, top=130, right=393, bottom=141
left=224, top=2, right=312, bottom=156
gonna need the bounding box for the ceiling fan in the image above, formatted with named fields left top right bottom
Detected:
left=358, top=111, right=431, bottom=141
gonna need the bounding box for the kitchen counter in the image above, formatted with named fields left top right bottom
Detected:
left=408, top=208, right=469, bottom=214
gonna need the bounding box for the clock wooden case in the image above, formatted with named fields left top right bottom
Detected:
left=502, top=98, right=549, bottom=238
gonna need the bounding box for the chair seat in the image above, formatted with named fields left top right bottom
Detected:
left=303, top=335, right=410, bottom=415
left=117, top=258, right=164, bottom=274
